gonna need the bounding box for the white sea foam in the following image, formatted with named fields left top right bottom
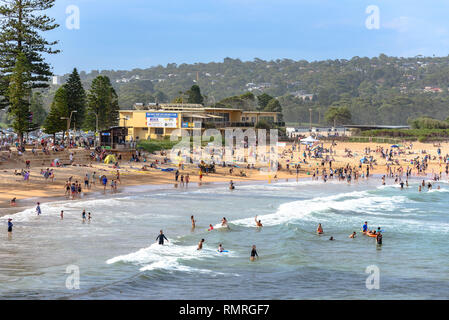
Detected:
left=231, top=190, right=411, bottom=227
left=107, top=241, right=228, bottom=275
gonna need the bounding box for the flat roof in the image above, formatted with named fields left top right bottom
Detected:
left=343, top=125, right=410, bottom=130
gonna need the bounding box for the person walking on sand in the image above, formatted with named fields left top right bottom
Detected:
left=156, top=230, right=169, bottom=245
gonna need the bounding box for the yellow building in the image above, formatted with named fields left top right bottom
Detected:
left=118, top=104, right=282, bottom=140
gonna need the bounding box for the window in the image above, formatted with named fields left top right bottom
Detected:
left=155, top=128, right=164, bottom=135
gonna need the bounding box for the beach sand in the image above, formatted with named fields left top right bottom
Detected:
left=1, top=140, right=447, bottom=213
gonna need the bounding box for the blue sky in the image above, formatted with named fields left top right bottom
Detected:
left=46, top=0, right=449, bottom=74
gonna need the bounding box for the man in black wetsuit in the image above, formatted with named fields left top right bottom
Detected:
left=250, top=245, right=258, bottom=261
left=156, top=230, right=168, bottom=245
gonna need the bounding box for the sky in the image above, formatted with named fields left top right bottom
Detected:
left=45, top=0, right=449, bottom=75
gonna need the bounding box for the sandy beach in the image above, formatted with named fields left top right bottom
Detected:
left=1, top=140, right=447, bottom=214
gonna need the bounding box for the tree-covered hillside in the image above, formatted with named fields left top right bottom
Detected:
left=25, top=54, right=449, bottom=126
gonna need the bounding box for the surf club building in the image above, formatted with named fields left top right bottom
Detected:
left=118, top=103, right=283, bottom=140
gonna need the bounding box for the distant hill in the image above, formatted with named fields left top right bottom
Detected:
left=45, top=54, right=449, bottom=125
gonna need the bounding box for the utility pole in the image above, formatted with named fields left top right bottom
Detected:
left=309, top=108, right=312, bottom=130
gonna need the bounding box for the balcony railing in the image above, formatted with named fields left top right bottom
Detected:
left=212, top=121, right=285, bottom=128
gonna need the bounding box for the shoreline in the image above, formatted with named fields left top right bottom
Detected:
left=1, top=172, right=438, bottom=218
left=0, top=178, right=271, bottom=217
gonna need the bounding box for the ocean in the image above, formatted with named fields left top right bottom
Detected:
left=2, top=177, right=449, bottom=299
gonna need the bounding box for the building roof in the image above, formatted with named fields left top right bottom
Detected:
left=343, top=125, right=410, bottom=130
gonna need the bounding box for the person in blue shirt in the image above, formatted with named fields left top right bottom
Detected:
left=156, top=230, right=168, bottom=245
left=362, top=221, right=368, bottom=233
left=7, top=218, right=13, bottom=233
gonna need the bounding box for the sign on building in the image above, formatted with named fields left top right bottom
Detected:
left=181, top=121, right=202, bottom=129
left=146, top=112, right=178, bottom=128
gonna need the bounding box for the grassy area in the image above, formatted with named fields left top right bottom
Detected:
left=137, top=139, right=179, bottom=153
left=137, top=136, right=220, bottom=153
left=360, top=129, right=449, bottom=142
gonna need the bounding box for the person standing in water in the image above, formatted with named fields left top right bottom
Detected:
left=317, top=223, right=323, bottom=234
left=82, top=209, right=86, bottom=221
left=7, top=218, right=13, bottom=233
left=221, top=217, right=228, bottom=228
left=60, top=210, right=64, bottom=220
left=349, top=232, right=356, bottom=238
left=36, top=202, right=41, bottom=215
left=362, top=221, right=369, bottom=233
left=191, top=215, right=196, bottom=229
left=218, top=243, right=225, bottom=252
left=88, top=212, right=92, bottom=221
left=197, top=239, right=205, bottom=250
left=255, top=216, right=263, bottom=227
left=250, top=245, right=259, bottom=261
left=376, top=232, right=383, bottom=245
left=229, top=180, right=235, bottom=190
left=156, top=230, right=168, bottom=245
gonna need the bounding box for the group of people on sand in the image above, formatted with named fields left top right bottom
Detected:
left=316, top=221, right=383, bottom=245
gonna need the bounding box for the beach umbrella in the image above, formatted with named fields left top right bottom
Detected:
left=391, top=145, right=399, bottom=148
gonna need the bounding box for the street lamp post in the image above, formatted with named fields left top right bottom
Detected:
left=309, top=108, right=312, bottom=130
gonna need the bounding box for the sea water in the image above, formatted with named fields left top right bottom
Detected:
left=1, top=177, right=449, bottom=299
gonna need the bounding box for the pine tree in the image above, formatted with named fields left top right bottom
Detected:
left=84, top=76, right=119, bottom=131
left=64, top=68, right=86, bottom=129
left=8, top=52, right=31, bottom=143
left=43, top=86, right=68, bottom=140
left=186, top=85, right=204, bottom=104
left=0, top=0, right=59, bottom=109
left=257, top=93, right=274, bottom=110
left=29, top=92, right=47, bottom=126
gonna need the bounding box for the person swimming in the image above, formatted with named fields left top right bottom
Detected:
left=349, top=232, right=356, bottom=238
left=255, top=216, right=263, bottom=227
left=197, top=239, right=205, bottom=250
left=329, top=236, right=334, bottom=240
left=156, top=230, right=169, bottom=245
left=317, top=223, right=323, bottom=234
left=250, top=245, right=259, bottom=261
